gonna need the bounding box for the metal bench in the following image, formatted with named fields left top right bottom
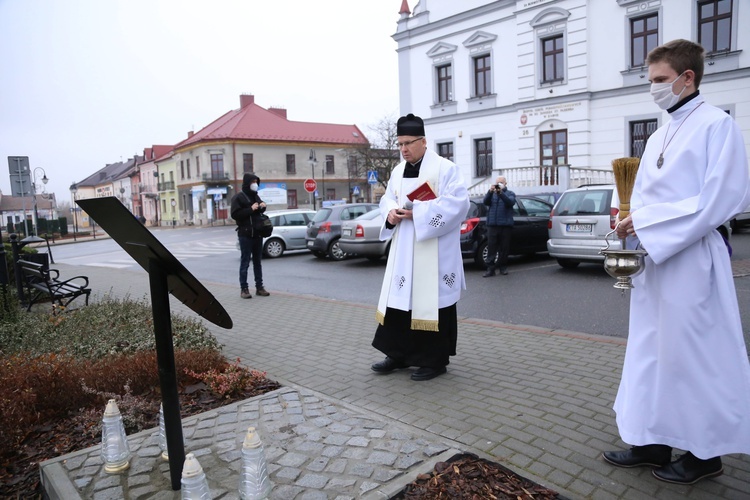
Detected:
left=17, top=259, right=91, bottom=311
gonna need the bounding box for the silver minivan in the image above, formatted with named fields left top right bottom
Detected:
left=547, top=184, right=732, bottom=268
left=546, top=185, right=619, bottom=268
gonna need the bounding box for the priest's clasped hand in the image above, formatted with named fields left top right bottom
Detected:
left=388, top=208, right=413, bottom=225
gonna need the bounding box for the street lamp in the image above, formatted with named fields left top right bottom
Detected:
left=31, top=167, right=49, bottom=236
left=308, top=149, right=317, bottom=210
left=70, top=183, right=79, bottom=242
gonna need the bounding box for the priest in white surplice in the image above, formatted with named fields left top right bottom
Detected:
left=603, top=39, right=750, bottom=485
left=370, top=114, right=469, bottom=381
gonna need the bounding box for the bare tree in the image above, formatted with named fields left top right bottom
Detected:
left=352, top=114, right=400, bottom=190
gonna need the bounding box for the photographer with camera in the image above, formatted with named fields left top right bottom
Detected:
left=482, top=176, right=516, bottom=277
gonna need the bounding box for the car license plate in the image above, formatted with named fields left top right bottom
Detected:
left=566, top=224, right=592, bottom=232
left=306, top=241, right=313, bottom=247
left=343, top=229, right=351, bottom=236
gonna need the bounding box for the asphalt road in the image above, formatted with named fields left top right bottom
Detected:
left=48, top=225, right=750, bottom=341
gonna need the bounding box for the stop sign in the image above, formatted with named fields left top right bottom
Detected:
left=304, top=178, right=317, bottom=193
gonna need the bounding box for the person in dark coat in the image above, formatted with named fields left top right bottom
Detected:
left=230, top=173, right=270, bottom=298
left=482, top=176, right=516, bottom=276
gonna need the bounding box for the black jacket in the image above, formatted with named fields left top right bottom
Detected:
left=231, top=189, right=266, bottom=235
left=483, top=188, right=516, bottom=226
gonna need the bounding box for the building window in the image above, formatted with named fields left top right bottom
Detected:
left=326, top=188, right=336, bottom=200
left=325, top=155, right=335, bottom=175
left=243, top=153, right=254, bottom=174
left=475, top=138, right=492, bottom=177
left=186, top=159, right=191, bottom=179
left=437, top=142, right=454, bottom=162
left=541, top=35, right=564, bottom=83
left=210, top=154, right=224, bottom=178
left=286, top=154, right=296, bottom=174
left=698, top=0, right=732, bottom=53
left=180, top=160, right=185, bottom=180
left=630, top=13, right=658, bottom=68
left=287, top=189, right=298, bottom=209
left=540, top=130, right=568, bottom=166
left=436, top=64, right=452, bottom=103
left=630, top=120, right=658, bottom=158
left=195, top=156, right=200, bottom=176
left=181, top=193, right=187, bottom=211
left=473, top=54, right=491, bottom=96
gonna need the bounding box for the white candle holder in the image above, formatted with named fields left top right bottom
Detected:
left=100, top=399, right=131, bottom=473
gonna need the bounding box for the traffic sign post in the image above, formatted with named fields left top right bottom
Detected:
left=304, top=179, right=317, bottom=210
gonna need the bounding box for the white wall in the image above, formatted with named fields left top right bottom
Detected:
left=394, top=0, right=750, bottom=185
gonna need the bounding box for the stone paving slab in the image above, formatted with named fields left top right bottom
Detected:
left=41, top=386, right=467, bottom=500
left=39, top=263, right=750, bottom=499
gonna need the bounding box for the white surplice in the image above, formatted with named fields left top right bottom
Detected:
left=614, top=94, right=750, bottom=458
left=377, top=149, right=469, bottom=318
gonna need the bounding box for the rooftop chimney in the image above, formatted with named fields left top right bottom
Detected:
left=187, top=131, right=194, bottom=138
left=240, top=94, right=255, bottom=108
left=269, top=107, right=287, bottom=119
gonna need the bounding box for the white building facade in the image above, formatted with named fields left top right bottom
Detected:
left=394, top=0, right=750, bottom=194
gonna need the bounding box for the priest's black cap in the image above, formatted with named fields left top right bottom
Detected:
left=396, top=113, right=425, bottom=136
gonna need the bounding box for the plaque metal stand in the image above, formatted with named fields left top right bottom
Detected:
left=76, top=197, right=233, bottom=490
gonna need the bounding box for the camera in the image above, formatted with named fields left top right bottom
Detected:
left=496, top=183, right=505, bottom=190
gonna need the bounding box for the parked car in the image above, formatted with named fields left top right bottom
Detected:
left=526, top=191, right=562, bottom=207
left=731, top=202, right=750, bottom=231
left=338, top=208, right=391, bottom=261
left=261, top=209, right=316, bottom=258
left=460, top=195, right=553, bottom=267
left=546, top=184, right=620, bottom=268
left=234, top=209, right=316, bottom=257
left=547, top=185, right=732, bottom=268
left=306, top=203, right=379, bottom=260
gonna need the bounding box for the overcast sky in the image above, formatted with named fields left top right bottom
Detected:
left=0, top=0, right=402, bottom=203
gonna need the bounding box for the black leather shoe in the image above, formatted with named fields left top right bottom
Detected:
left=652, top=452, right=723, bottom=485
left=499, top=268, right=508, bottom=275
left=602, top=445, right=672, bottom=468
left=371, top=357, right=408, bottom=373
left=411, top=366, right=447, bottom=381
left=482, top=269, right=495, bottom=277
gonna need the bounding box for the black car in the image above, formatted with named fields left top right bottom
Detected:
left=460, top=195, right=553, bottom=266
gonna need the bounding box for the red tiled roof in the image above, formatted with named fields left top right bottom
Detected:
left=174, top=95, right=370, bottom=149
left=140, top=145, right=173, bottom=164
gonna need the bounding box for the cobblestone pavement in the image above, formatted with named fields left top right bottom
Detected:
left=40, top=263, right=750, bottom=499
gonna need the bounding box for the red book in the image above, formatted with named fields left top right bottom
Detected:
left=407, top=181, right=437, bottom=202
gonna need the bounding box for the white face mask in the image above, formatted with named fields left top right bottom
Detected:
left=650, top=71, right=687, bottom=110
left=249, top=183, right=258, bottom=192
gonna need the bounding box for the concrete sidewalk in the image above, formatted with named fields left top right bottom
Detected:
left=40, top=264, right=750, bottom=499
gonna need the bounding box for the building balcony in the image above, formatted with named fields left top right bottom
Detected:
left=467, top=165, right=615, bottom=197
left=157, top=181, right=175, bottom=191
left=202, top=172, right=231, bottom=184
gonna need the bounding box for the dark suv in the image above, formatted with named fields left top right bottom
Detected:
left=306, top=203, right=378, bottom=260
left=460, top=195, right=553, bottom=266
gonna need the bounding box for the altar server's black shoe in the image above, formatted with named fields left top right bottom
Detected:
left=411, top=366, right=447, bottom=381
left=652, top=452, right=723, bottom=485
left=371, top=357, right=408, bottom=373
left=602, top=445, right=672, bottom=468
